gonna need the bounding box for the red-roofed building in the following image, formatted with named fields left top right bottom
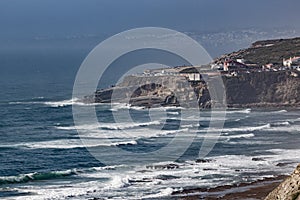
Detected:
left=223, top=58, right=248, bottom=72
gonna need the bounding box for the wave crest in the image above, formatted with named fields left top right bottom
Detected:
left=0, top=170, right=77, bottom=185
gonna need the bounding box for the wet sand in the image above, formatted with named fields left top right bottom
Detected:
left=172, top=175, right=287, bottom=200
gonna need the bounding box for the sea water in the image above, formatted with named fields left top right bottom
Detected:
left=1, top=92, right=300, bottom=199
left=1, top=51, right=300, bottom=199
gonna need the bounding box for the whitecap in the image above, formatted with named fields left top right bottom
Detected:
left=272, top=121, right=290, bottom=126
left=194, top=124, right=271, bottom=134
left=222, top=133, right=255, bottom=139
left=272, top=109, right=288, bottom=113
left=225, top=108, right=251, bottom=114
left=55, top=120, right=161, bottom=131
left=43, top=98, right=84, bottom=107
left=142, top=187, right=174, bottom=198
left=104, top=175, right=131, bottom=189
left=0, top=139, right=138, bottom=149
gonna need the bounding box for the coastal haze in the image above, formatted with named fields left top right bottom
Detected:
left=1, top=0, right=300, bottom=199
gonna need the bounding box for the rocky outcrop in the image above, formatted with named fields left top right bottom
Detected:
left=84, top=75, right=212, bottom=108
left=265, top=164, right=300, bottom=200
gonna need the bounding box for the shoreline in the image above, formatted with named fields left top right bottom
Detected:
left=227, top=103, right=300, bottom=109
left=172, top=175, right=287, bottom=200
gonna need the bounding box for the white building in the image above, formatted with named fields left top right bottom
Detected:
left=187, top=73, right=201, bottom=81
left=283, top=56, right=300, bottom=67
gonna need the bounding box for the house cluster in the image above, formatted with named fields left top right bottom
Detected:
left=212, top=56, right=300, bottom=77
left=140, top=66, right=207, bottom=83
left=135, top=55, right=300, bottom=81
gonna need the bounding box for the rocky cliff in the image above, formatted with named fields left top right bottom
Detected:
left=85, top=70, right=300, bottom=108
left=85, top=75, right=211, bottom=108
left=265, top=164, right=300, bottom=200
left=223, top=71, right=300, bottom=107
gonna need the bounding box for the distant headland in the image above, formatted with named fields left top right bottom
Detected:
left=83, top=37, right=300, bottom=108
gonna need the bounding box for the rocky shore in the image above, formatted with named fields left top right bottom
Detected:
left=265, top=164, right=300, bottom=200
left=170, top=164, right=300, bottom=200
left=172, top=176, right=286, bottom=200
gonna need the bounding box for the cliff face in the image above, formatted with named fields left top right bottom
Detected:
left=223, top=71, right=300, bottom=107
left=265, top=164, right=300, bottom=200
left=86, top=70, right=300, bottom=108
left=87, top=75, right=211, bottom=108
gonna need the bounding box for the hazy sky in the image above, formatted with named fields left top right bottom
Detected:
left=0, top=0, right=300, bottom=39
left=1, top=0, right=300, bottom=87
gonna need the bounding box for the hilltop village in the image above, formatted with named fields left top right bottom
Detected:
left=137, top=36, right=300, bottom=80
left=85, top=37, right=300, bottom=108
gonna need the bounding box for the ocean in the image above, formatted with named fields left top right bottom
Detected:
left=1, top=66, right=300, bottom=199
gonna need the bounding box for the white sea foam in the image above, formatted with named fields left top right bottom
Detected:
left=295, top=118, right=300, bottom=122
left=223, top=124, right=270, bottom=132
left=225, top=108, right=251, bottom=114
left=56, top=120, right=161, bottom=131
left=110, top=104, right=185, bottom=112
left=264, top=125, right=300, bottom=133
left=8, top=101, right=38, bottom=105
left=181, top=124, right=198, bottom=128
left=150, top=106, right=185, bottom=111
left=0, top=139, right=138, bottom=149
left=272, top=121, right=291, bottom=126
left=222, top=133, right=255, bottom=139
left=13, top=179, right=104, bottom=200
left=182, top=115, right=228, bottom=122
left=272, top=109, right=288, bottom=113
left=104, top=175, right=131, bottom=189
left=8, top=98, right=98, bottom=108
left=109, top=103, right=131, bottom=111
left=43, top=98, right=87, bottom=107
left=11, top=148, right=300, bottom=200
left=268, top=149, right=300, bottom=161
left=167, top=111, right=180, bottom=115
left=194, top=124, right=271, bottom=134
left=143, top=187, right=174, bottom=198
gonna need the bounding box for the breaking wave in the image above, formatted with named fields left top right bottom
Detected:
left=56, top=120, right=161, bottom=131
left=0, top=170, right=78, bottom=185
left=8, top=98, right=93, bottom=108
left=0, top=139, right=138, bottom=150
left=222, top=133, right=255, bottom=139
left=225, top=108, right=251, bottom=114
left=195, top=124, right=271, bottom=134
